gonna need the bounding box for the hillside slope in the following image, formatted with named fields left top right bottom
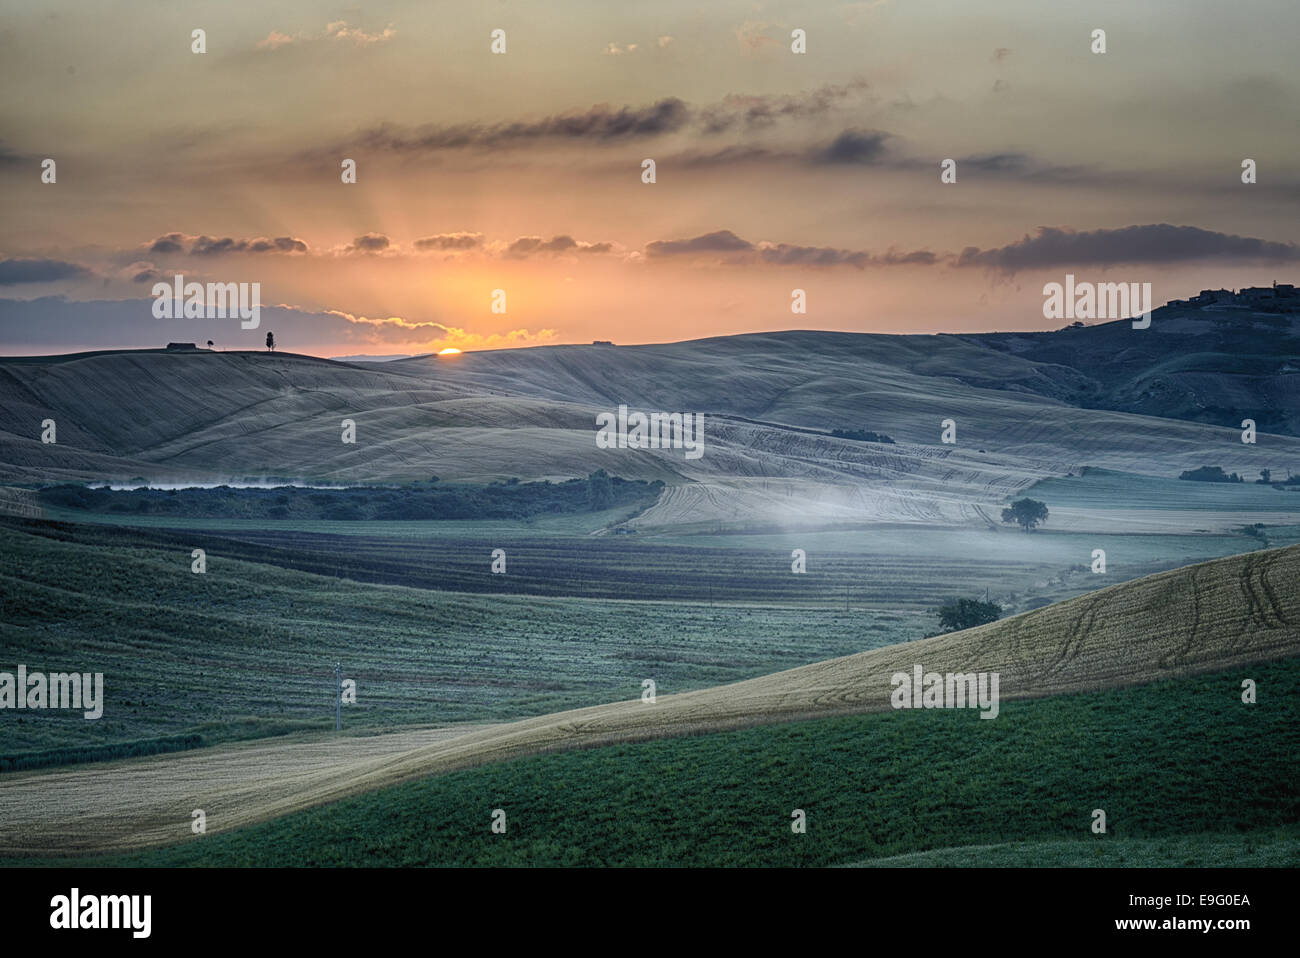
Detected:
left=963, top=306, right=1300, bottom=435
left=2, top=543, right=1295, bottom=854
left=3, top=329, right=1297, bottom=530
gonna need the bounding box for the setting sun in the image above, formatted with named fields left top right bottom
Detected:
left=437, top=347, right=462, bottom=355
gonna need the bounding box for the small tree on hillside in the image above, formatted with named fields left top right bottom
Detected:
left=266, top=331, right=275, bottom=352
left=937, top=597, right=1002, bottom=633
left=1002, top=497, right=1049, bottom=532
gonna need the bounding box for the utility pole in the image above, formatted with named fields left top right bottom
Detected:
left=335, top=662, right=342, bottom=731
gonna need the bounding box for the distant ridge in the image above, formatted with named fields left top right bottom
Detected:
left=329, top=354, right=414, bottom=363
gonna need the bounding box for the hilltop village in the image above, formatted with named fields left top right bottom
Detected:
left=1167, top=281, right=1299, bottom=311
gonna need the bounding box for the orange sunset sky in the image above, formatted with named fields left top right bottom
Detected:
left=1, top=0, right=1298, bottom=356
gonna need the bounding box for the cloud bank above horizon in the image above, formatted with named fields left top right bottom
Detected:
left=2, top=0, right=1298, bottom=353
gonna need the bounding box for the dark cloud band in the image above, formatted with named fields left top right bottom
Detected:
left=956, top=224, right=1300, bottom=273
left=0, top=258, right=90, bottom=286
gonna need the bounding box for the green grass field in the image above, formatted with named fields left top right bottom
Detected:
left=843, top=828, right=1300, bottom=867
left=19, top=656, right=1295, bottom=867
left=0, top=518, right=920, bottom=765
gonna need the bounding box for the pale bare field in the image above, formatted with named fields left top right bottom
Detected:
left=2, top=544, right=1296, bottom=857
left=3, top=343, right=1297, bottom=532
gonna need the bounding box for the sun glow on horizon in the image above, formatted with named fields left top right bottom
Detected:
left=437, top=347, right=462, bottom=355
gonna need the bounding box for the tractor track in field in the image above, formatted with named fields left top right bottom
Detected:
left=1160, top=566, right=1201, bottom=670
left=1238, top=551, right=1288, bottom=636
left=1035, top=592, right=1102, bottom=684
left=1246, top=550, right=1287, bottom=631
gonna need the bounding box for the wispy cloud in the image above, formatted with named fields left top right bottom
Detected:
left=643, top=230, right=933, bottom=270
left=413, top=232, right=483, bottom=251
left=735, top=21, right=781, bottom=51
left=124, top=261, right=162, bottom=284
left=147, top=233, right=309, bottom=256
left=340, top=99, right=691, bottom=154
left=505, top=235, right=613, bottom=257
left=699, top=80, right=872, bottom=133
left=321, top=309, right=558, bottom=350
left=811, top=128, right=893, bottom=164
left=318, top=82, right=871, bottom=159
left=256, top=20, right=395, bottom=51
left=343, top=233, right=391, bottom=254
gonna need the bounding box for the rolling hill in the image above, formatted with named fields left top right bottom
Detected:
left=2, top=318, right=1298, bottom=532
left=2, top=542, right=1295, bottom=856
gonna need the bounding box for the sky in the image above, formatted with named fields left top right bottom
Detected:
left=1, top=0, right=1299, bottom=356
